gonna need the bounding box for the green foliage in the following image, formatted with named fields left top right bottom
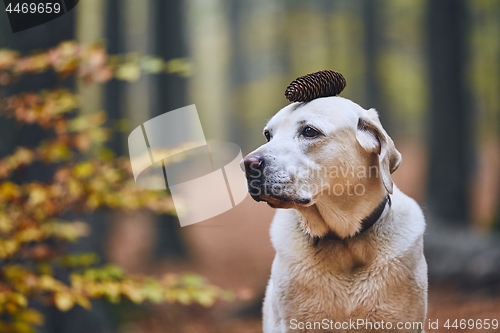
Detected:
left=0, top=41, right=228, bottom=333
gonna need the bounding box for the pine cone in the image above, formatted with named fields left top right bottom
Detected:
left=285, top=70, right=346, bottom=103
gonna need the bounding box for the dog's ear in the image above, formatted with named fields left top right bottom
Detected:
left=355, top=108, right=401, bottom=194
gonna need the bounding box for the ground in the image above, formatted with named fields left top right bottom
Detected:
left=121, top=283, right=500, bottom=333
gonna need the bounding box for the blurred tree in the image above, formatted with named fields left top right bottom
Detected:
left=467, top=0, right=500, bottom=231
left=151, top=0, right=189, bottom=259
left=227, top=0, right=287, bottom=151
left=426, top=0, right=472, bottom=224
left=362, top=0, right=389, bottom=124
left=0, top=41, right=231, bottom=333
left=104, top=0, right=188, bottom=261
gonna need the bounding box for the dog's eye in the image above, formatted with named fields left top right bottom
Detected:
left=264, top=131, right=271, bottom=142
left=302, top=126, right=320, bottom=138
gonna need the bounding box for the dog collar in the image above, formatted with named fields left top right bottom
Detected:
left=312, top=194, right=391, bottom=245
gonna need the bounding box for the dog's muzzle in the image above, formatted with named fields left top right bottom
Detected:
left=241, top=154, right=311, bottom=206
left=242, top=154, right=265, bottom=201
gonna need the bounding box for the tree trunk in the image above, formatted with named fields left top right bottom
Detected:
left=426, top=0, right=472, bottom=224
left=151, top=0, right=188, bottom=258
left=362, top=0, right=389, bottom=125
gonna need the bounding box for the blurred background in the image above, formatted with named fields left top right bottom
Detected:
left=0, top=0, right=500, bottom=332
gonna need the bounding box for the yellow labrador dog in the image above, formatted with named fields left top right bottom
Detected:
left=242, top=96, right=427, bottom=333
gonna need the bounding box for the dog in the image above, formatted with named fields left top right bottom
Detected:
left=242, top=96, right=427, bottom=332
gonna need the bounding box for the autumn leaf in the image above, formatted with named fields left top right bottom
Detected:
left=11, top=321, right=35, bottom=333
left=0, top=181, right=20, bottom=200
left=16, top=309, right=44, bottom=325
left=54, top=292, right=74, bottom=312
left=0, top=240, right=19, bottom=258
left=194, top=289, right=217, bottom=307
left=115, top=63, right=141, bottom=82
left=73, top=162, right=94, bottom=178
left=0, top=49, right=19, bottom=70
left=74, top=295, right=91, bottom=310
left=140, top=56, right=165, bottom=74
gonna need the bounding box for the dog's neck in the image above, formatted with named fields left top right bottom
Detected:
left=297, top=182, right=388, bottom=239
left=312, top=195, right=390, bottom=245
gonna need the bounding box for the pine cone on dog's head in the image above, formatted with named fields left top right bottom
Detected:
left=285, top=70, right=346, bottom=103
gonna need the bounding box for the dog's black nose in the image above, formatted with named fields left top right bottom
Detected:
left=243, top=155, right=264, bottom=178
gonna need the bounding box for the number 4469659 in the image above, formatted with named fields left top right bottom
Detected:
left=5, top=2, right=62, bottom=14
left=444, top=319, right=499, bottom=330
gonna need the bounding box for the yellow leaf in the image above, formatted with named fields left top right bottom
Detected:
left=42, top=221, right=90, bottom=242
left=29, top=185, right=48, bottom=203
left=73, top=162, right=94, bottom=178
left=103, top=281, right=121, bottom=299
left=16, top=228, right=43, bottom=243
left=176, top=290, right=191, bottom=305
left=165, top=289, right=176, bottom=303
left=54, top=292, right=74, bottom=312
left=86, top=281, right=104, bottom=297
left=54, top=91, right=78, bottom=113
left=38, top=264, right=53, bottom=275
left=140, top=56, right=165, bottom=74
left=75, top=295, right=91, bottom=310
left=0, top=239, right=18, bottom=258
left=165, top=58, right=193, bottom=77
left=11, top=293, right=27, bottom=307
left=0, top=181, right=20, bottom=200
left=121, top=282, right=144, bottom=304
left=14, top=148, right=35, bottom=165
left=0, top=49, right=19, bottom=69
left=30, top=53, right=49, bottom=72
left=42, top=141, right=71, bottom=162
left=180, top=274, right=205, bottom=287
left=18, top=309, right=44, bottom=325
left=67, top=179, right=84, bottom=197
left=69, top=274, right=83, bottom=290
left=115, top=63, right=141, bottom=82
left=11, top=321, right=34, bottom=333
left=0, top=213, right=12, bottom=233
left=5, top=302, right=18, bottom=313
left=195, top=290, right=216, bottom=307
left=38, top=275, right=58, bottom=290
left=96, top=147, right=115, bottom=161
left=88, top=127, right=110, bottom=143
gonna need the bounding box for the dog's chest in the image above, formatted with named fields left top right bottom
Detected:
left=277, top=242, right=380, bottom=317
left=267, top=206, right=427, bottom=332
left=272, top=240, right=419, bottom=326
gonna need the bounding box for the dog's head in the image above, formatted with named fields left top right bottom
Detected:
left=241, top=96, right=401, bottom=235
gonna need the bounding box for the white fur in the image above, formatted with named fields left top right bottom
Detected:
left=245, top=97, right=427, bottom=333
